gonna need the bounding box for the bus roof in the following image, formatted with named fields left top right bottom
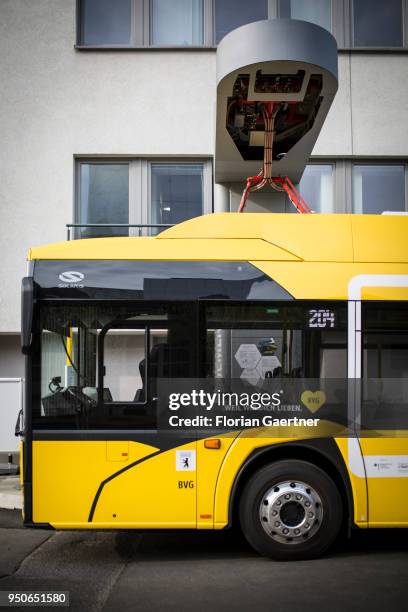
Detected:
left=29, top=213, right=408, bottom=264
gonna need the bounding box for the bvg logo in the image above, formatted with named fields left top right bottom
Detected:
left=301, top=390, right=326, bottom=414
left=58, top=270, right=85, bottom=287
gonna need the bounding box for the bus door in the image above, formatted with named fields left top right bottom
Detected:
left=349, top=276, right=408, bottom=526
left=92, top=314, right=197, bottom=526
left=33, top=302, right=197, bottom=528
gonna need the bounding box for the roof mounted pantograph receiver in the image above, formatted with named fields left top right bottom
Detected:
left=215, top=19, right=339, bottom=213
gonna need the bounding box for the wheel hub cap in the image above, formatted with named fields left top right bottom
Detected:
left=259, top=480, right=323, bottom=544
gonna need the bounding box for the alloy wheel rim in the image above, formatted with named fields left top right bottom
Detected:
left=259, top=480, right=323, bottom=545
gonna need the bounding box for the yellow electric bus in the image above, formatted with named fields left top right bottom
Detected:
left=18, top=213, right=408, bottom=560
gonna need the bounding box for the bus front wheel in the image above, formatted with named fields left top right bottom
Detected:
left=239, top=460, right=343, bottom=560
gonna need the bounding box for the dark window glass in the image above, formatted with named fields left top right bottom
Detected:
left=362, top=303, right=408, bottom=430
left=352, top=165, right=405, bottom=214
left=79, top=164, right=129, bottom=238
left=364, top=333, right=408, bottom=378
left=214, top=0, right=268, bottom=44
left=364, top=303, right=408, bottom=331
left=352, top=0, right=403, bottom=47
left=280, top=0, right=332, bottom=32
left=205, top=303, right=347, bottom=380
left=80, top=0, right=132, bottom=45
left=150, top=164, right=203, bottom=234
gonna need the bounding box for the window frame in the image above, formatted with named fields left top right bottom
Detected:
left=277, top=0, right=408, bottom=49
left=76, top=0, right=408, bottom=50
left=350, top=161, right=408, bottom=215
left=76, top=0, right=215, bottom=48
left=298, top=159, right=408, bottom=214
left=75, top=157, right=213, bottom=238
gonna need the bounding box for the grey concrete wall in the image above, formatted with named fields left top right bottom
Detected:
left=1, top=0, right=407, bottom=333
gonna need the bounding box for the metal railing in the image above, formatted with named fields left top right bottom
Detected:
left=66, top=223, right=174, bottom=241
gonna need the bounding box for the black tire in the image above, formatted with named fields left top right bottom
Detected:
left=239, top=460, right=343, bottom=560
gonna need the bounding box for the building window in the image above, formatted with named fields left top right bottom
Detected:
left=79, top=163, right=130, bottom=238
left=251, top=160, right=407, bottom=215
left=214, top=0, right=269, bottom=44
left=77, top=0, right=407, bottom=49
left=279, top=0, right=332, bottom=33
left=298, top=164, right=334, bottom=213
left=150, top=163, right=204, bottom=232
left=79, top=0, right=133, bottom=46
left=352, top=0, right=403, bottom=47
left=76, top=159, right=212, bottom=238
left=352, top=165, right=406, bottom=214
left=151, top=0, right=203, bottom=45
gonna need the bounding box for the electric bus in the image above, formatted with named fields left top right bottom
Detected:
left=18, top=213, right=408, bottom=560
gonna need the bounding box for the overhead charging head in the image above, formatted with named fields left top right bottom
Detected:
left=215, top=19, right=338, bottom=212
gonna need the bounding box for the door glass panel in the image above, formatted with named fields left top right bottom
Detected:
left=103, top=329, right=147, bottom=402
left=362, top=303, right=408, bottom=430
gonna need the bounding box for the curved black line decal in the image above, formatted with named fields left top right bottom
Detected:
left=88, top=450, right=162, bottom=522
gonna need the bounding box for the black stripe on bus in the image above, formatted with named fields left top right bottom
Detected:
left=88, top=450, right=163, bottom=522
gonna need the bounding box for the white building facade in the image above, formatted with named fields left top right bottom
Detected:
left=1, top=0, right=408, bottom=381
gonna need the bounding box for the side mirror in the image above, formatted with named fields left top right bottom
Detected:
left=15, top=408, right=24, bottom=436
left=21, top=277, right=34, bottom=355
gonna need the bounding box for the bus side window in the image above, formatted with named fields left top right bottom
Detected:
left=204, top=303, right=347, bottom=382
left=362, top=302, right=408, bottom=429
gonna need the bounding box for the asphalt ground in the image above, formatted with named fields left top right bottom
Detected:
left=0, top=508, right=407, bottom=612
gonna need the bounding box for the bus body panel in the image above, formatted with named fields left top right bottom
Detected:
left=253, top=262, right=408, bottom=301
left=32, top=440, right=161, bottom=526
left=196, top=434, right=238, bottom=529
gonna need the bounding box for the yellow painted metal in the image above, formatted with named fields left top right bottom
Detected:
left=28, top=238, right=299, bottom=263
left=351, top=215, right=408, bottom=263
left=253, top=262, right=408, bottom=300
left=197, top=435, right=238, bottom=529
left=28, top=213, right=408, bottom=266
left=32, top=440, right=159, bottom=525
left=106, top=441, right=129, bottom=462
left=157, top=213, right=355, bottom=262
left=335, top=438, right=368, bottom=526
left=361, top=287, right=408, bottom=301
left=359, top=438, right=408, bottom=526
left=66, top=330, right=73, bottom=366
left=91, top=441, right=196, bottom=527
